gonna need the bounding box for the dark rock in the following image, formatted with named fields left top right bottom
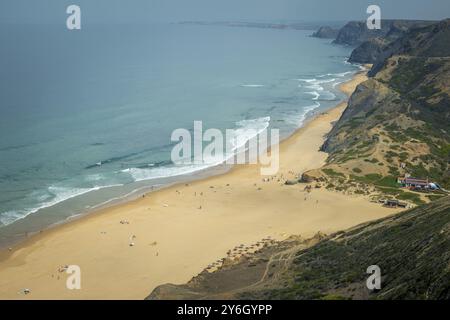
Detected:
left=369, top=18, right=450, bottom=77
left=300, top=172, right=317, bottom=183
left=334, top=20, right=435, bottom=46
left=333, top=21, right=385, bottom=46
left=311, top=26, right=339, bottom=39
left=348, top=38, right=387, bottom=63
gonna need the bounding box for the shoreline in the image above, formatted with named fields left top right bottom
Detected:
left=0, top=76, right=344, bottom=250
left=0, top=165, right=232, bottom=250
left=0, top=67, right=400, bottom=300
left=0, top=69, right=353, bottom=250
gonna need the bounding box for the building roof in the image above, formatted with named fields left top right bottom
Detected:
left=404, top=177, right=428, bottom=184
left=398, top=176, right=429, bottom=184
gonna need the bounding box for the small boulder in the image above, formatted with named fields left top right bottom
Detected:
left=284, top=180, right=298, bottom=186
left=300, top=169, right=323, bottom=183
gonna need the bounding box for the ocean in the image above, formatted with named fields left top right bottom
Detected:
left=0, top=22, right=358, bottom=244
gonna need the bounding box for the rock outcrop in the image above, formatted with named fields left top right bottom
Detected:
left=334, top=20, right=435, bottom=64
left=348, top=38, right=387, bottom=63
left=311, top=26, right=339, bottom=39
left=300, top=169, right=323, bottom=183
left=333, top=20, right=433, bottom=46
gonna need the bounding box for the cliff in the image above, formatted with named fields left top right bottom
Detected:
left=317, top=19, right=450, bottom=203
left=332, top=20, right=435, bottom=64
left=311, top=26, right=339, bottom=39
left=333, top=20, right=434, bottom=46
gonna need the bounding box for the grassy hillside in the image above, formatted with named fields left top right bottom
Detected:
left=148, top=196, right=450, bottom=300
left=241, top=196, right=450, bottom=300
left=307, top=20, right=450, bottom=205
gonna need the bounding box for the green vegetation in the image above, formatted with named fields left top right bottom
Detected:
left=319, top=20, right=449, bottom=190
left=375, top=186, right=425, bottom=205
left=238, top=197, right=450, bottom=300
left=388, top=166, right=400, bottom=176
left=322, top=168, right=345, bottom=178
left=356, top=140, right=374, bottom=150
left=376, top=176, right=399, bottom=188
left=389, top=57, right=440, bottom=95
left=426, top=194, right=446, bottom=201
left=436, top=143, right=450, bottom=158
left=364, top=158, right=379, bottom=163
left=341, top=118, right=365, bottom=130
left=396, top=192, right=426, bottom=206
left=350, top=174, right=399, bottom=188
left=346, top=174, right=426, bottom=205
left=320, top=294, right=351, bottom=300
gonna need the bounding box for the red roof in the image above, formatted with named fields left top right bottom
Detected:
left=404, top=177, right=428, bottom=185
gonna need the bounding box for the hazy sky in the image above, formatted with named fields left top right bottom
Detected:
left=1, top=0, right=450, bottom=24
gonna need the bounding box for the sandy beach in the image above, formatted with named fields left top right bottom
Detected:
left=0, top=69, right=400, bottom=300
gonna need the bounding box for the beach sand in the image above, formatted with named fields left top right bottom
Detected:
left=0, top=70, right=400, bottom=299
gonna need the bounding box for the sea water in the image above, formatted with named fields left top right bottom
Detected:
left=0, top=22, right=358, bottom=243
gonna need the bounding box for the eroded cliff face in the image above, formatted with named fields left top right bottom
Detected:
left=333, top=20, right=434, bottom=46
left=333, top=21, right=386, bottom=46
left=348, top=38, right=388, bottom=63
left=334, top=20, right=436, bottom=64
left=369, top=19, right=450, bottom=75
left=311, top=26, right=339, bottom=39
left=317, top=19, right=450, bottom=196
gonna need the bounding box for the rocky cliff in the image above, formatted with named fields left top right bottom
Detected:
left=348, top=38, right=388, bottom=63
left=330, top=20, right=434, bottom=64
left=333, top=20, right=433, bottom=46
left=317, top=19, right=450, bottom=202
left=311, top=26, right=339, bottom=39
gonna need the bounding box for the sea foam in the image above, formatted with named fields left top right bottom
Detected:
left=121, top=116, right=271, bottom=183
